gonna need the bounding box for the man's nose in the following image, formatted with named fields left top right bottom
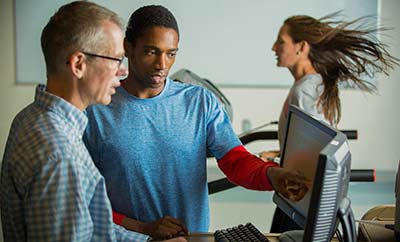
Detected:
left=154, top=54, right=167, bottom=69
left=117, top=63, right=128, bottom=77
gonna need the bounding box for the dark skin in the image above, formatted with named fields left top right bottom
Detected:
left=120, top=26, right=187, bottom=240
left=267, top=167, right=310, bottom=202
left=119, top=25, right=309, bottom=240
left=123, top=26, right=179, bottom=99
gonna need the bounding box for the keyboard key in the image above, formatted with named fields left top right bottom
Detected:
left=214, top=222, right=271, bottom=242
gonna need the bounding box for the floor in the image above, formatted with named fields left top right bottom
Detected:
left=207, top=168, right=396, bottom=233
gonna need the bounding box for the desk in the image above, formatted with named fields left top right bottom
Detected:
left=358, top=204, right=396, bottom=242
left=182, top=204, right=397, bottom=242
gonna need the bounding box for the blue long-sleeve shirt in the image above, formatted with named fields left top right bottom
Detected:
left=0, top=84, right=149, bottom=242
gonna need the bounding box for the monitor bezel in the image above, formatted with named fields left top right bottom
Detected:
left=279, top=105, right=337, bottom=167
left=273, top=105, right=350, bottom=241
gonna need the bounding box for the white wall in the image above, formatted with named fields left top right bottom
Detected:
left=0, top=0, right=399, bottom=239
left=0, top=1, right=36, bottom=239
left=1, top=1, right=400, bottom=166
left=14, top=0, right=378, bottom=86
left=220, top=0, right=400, bottom=171
left=0, top=0, right=36, bottom=156
left=0, top=2, right=399, bottom=169
left=2, top=1, right=399, bottom=168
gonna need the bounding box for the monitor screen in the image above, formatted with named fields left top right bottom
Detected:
left=273, top=105, right=353, bottom=242
left=280, top=106, right=336, bottom=219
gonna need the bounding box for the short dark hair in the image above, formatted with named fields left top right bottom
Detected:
left=125, top=5, right=179, bottom=44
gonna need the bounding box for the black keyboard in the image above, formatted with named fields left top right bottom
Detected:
left=214, top=222, right=271, bottom=242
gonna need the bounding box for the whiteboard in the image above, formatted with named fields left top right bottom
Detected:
left=15, top=0, right=378, bottom=87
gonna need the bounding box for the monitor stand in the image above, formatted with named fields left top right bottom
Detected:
left=338, top=198, right=357, bottom=242
left=278, top=230, right=303, bottom=242
left=278, top=198, right=356, bottom=242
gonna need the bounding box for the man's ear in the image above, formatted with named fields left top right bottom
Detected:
left=67, top=52, right=86, bottom=79
left=124, top=38, right=132, bottom=58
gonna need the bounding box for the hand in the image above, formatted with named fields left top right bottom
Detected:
left=258, top=150, right=280, bottom=162
left=267, top=166, right=310, bottom=201
left=144, top=216, right=188, bottom=240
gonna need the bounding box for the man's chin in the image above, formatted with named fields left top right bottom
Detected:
left=147, top=78, right=166, bottom=88
left=100, top=96, right=112, bottom=105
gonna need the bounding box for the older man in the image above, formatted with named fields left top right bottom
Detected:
left=0, top=2, right=186, bottom=242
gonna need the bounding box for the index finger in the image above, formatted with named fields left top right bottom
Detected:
left=164, top=216, right=188, bottom=234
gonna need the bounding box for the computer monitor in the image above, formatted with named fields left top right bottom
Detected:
left=273, top=105, right=356, bottom=242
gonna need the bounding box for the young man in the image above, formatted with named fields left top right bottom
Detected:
left=84, top=5, right=307, bottom=240
left=0, top=2, right=185, bottom=242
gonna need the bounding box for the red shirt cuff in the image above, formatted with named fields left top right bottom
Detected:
left=113, top=210, right=125, bottom=225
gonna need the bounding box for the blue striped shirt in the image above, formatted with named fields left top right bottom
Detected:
left=0, top=85, right=149, bottom=242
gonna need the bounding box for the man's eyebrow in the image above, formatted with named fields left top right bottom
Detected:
left=143, top=45, right=179, bottom=52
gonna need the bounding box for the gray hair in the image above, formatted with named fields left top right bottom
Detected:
left=41, top=1, right=124, bottom=75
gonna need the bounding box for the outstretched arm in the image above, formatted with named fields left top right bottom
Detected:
left=217, top=145, right=278, bottom=190
left=217, top=145, right=309, bottom=201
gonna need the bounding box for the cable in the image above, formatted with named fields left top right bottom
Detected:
left=238, top=120, right=278, bottom=137
left=335, top=229, right=343, bottom=242
left=338, top=200, right=357, bottom=242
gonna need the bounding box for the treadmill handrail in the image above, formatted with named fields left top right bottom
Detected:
left=208, top=129, right=366, bottom=195
left=208, top=169, right=375, bottom=195
left=239, top=130, right=357, bottom=144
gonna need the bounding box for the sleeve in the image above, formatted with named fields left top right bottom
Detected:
left=25, top=157, right=95, bottom=241
left=25, top=154, right=149, bottom=242
left=291, top=81, right=327, bottom=124
left=291, top=85, right=318, bottom=112
left=205, top=90, right=242, bottom=159
left=217, top=145, right=279, bottom=191
left=114, top=223, right=150, bottom=242
left=113, top=210, right=126, bottom=225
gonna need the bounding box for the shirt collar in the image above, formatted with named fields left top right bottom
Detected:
left=34, top=84, right=88, bottom=136
left=118, top=77, right=171, bottom=101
